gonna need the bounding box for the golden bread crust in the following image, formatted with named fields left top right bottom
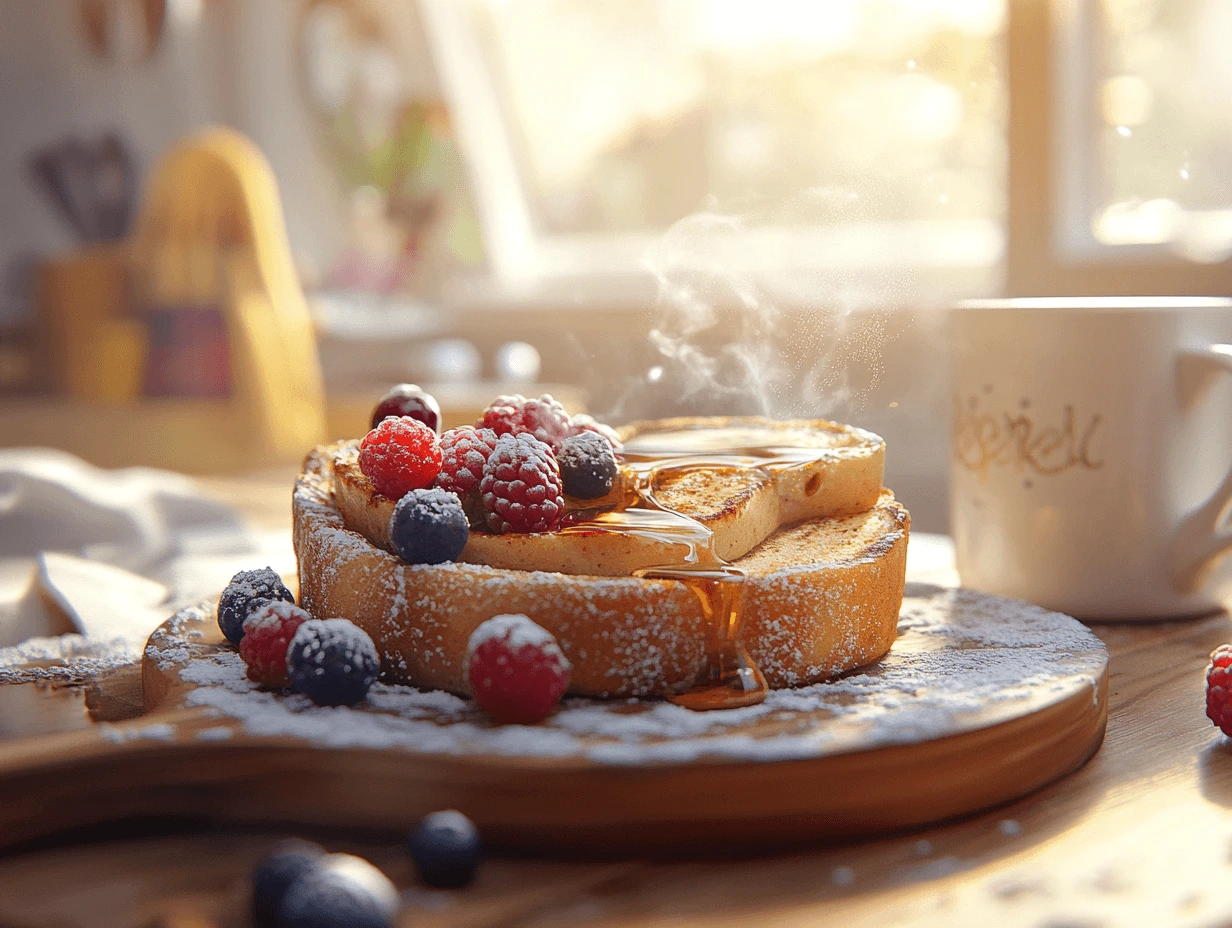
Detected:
left=294, top=440, right=909, bottom=698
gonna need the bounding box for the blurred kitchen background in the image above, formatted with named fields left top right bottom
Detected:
left=2, top=0, right=1231, bottom=532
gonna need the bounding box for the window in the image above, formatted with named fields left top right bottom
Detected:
left=421, top=0, right=1007, bottom=298
left=1009, top=0, right=1232, bottom=295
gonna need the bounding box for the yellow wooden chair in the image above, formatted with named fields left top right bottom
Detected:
left=128, top=127, right=326, bottom=465
left=31, top=127, right=325, bottom=472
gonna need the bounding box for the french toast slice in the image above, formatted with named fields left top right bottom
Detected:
left=294, top=443, right=909, bottom=697
left=333, top=417, right=884, bottom=577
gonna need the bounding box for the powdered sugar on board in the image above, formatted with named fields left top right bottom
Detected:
left=147, top=583, right=1107, bottom=767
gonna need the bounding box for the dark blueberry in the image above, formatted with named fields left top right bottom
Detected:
left=389, top=488, right=469, bottom=565
left=287, top=619, right=381, bottom=707
left=371, top=383, right=442, bottom=434
left=251, top=838, right=325, bottom=928
left=278, top=854, right=399, bottom=928
left=407, top=809, right=483, bottom=888
left=557, top=432, right=618, bottom=499
left=218, top=567, right=295, bottom=645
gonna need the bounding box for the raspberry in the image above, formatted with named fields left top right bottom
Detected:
left=435, top=426, right=500, bottom=498
left=371, top=383, right=441, bottom=434
left=557, top=431, right=619, bottom=499
left=359, top=416, right=442, bottom=499
left=389, top=488, right=469, bottom=565
left=287, top=618, right=381, bottom=707
left=479, top=434, right=564, bottom=534
left=1207, top=645, right=1232, bottom=735
left=464, top=614, right=571, bottom=724
left=567, top=413, right=622, bottom=451
left=480, top=394, right=572, bottom=448
left=240, top=601, right=311, bottom=687
left=218, top=567, right=295, bottom=645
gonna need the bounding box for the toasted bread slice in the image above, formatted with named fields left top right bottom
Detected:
left=333, top=416, right=884, bottom=577
left=296, top=444, right=909, bottom=697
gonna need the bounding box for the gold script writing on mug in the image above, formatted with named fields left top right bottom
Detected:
left=953, top=398, right=1104, bottom=481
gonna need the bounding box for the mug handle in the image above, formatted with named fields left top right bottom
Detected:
left=1173, top=344, right=1232, bottom=593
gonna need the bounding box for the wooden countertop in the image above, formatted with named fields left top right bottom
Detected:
left=0, top=475, right=1229, bottom=928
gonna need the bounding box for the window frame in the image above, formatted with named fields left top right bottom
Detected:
left=1006, top=0, right=1232, bottom=296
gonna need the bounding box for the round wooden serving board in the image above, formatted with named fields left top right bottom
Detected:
left=0, top=583, right=1108, bottom=854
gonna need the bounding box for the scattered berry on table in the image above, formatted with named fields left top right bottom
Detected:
left=557, top=431, right=619, bottom=499
left=218, top=567, right=295, bottom=645
left=464, top=614, right=571, bottom=724
left=240, top=601, right=311, bottom=687
left=277, top=853, right=399, bottom=928
left=480, top=393, right=572, bottom=449
left=370, top=383, right=442, bottom=434
left=1207, top=644, right=1232, bottom=736
left=567, top=413, right=622, bottom=451
left=287, top=618, right=381, bottom=707
left=359, top=416, right=442, bottom=499
left=389, top=488, right=469, bottom=565
left=435, top=426, right=500, bottom=500
left=407, top=809, right=483, bottom=888
left=479, top=434, right=564, bottom=534
left=251, top=838, right=325, bottom=928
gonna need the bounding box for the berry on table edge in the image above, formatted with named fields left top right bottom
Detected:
left=407, top=809, right=483, bottom=888
left=251, top=838, right=325, bottom=928
left=1207, top=644, right=1232, bottom=736
left=464, top=613, right=571, bottom=724
left=218, top=567, right=295, bottom=645
left=277, top=853, right=399, bottom=928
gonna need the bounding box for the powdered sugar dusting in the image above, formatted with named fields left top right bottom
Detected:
left=0, top=635, right=133, bottom=683
left=465, top=614, right=569, bottom=668
left=155, top=586, right=1107, bottom=766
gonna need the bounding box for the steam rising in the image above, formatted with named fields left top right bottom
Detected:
left=611, top=189, right=917, bottom=423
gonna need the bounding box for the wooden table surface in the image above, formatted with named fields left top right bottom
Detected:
left=2, top=474, right=1231, bottom=928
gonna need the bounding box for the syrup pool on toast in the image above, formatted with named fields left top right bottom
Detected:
left=563, top=422, right=883, bottom=710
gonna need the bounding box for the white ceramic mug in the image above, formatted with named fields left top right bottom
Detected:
left=950, top=297, right=1232, bottom=620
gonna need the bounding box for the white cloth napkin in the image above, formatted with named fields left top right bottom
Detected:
left=0, top=448, right=295, bottom=655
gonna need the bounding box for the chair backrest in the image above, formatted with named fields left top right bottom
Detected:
left=129, top=127, right=326, bottom=460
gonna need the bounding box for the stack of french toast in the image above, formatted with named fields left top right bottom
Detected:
left=293, top=390, right=909, bottom=707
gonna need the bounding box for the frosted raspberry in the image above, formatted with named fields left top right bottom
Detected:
left=480, top=394, right=572, bottom=448
left=435, top=426, right=500, bottom=498
left=359, top=416, right=442, bottom=499
left=566, top=414, right=622, bottom=451
left=479, top=434, right=564, bottom=534
left=240, top=601, right=311, bottom=687
left=1208, top=645, right=1232, bottom=736
left=463, top=614, right=571, bottom=724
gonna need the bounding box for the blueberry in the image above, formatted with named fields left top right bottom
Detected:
left=557, top=432, right=618, bottom=499
left=371, top=383, right=441, bottom=434
left=278, top=853, right=399, bottom=928
left=218, top=567, right=295, bottom=645
left=389, top=488, right=469, bottom=565
left=407, top=810, right=483, bottom=888
left=251, top=839, right=325, bottom=928
left=287, top=619, right=381, bottom=707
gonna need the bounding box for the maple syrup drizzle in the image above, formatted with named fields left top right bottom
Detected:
left=565, top=425, right=847, bottom=711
